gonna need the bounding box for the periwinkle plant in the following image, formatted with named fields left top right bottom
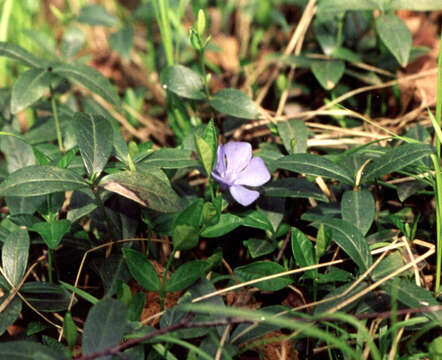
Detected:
left=211, top=141, right=271, bottom=206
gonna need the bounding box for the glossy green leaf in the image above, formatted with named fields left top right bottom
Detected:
left=2, top=229, right=30, bottom=286
left=382, top=280, right=442, bottom=321
left=122, top=248, right=160, bottom=291
left=246, top=238, right=277, bottom=258
left=166, top=260, right=208, bottom=292
left=202, top=119, right=218, bottom=159
left=376, top=14, right=412, bottom=67
left=277, top=153, right=354, bottom=185
left=210, top=89, right=259, bottom=119
left=10, top=68, right=52, bottom=114
left=363, top=143, right=434, bottom=183
left=109, top=25, right=134, bottom=61
left=242, top=210, right=274, bottom=232
left=77, top=4, right=119, bottom=26
left=0, top=42, right=45, bottom=68
left=195, top=135, right=213, bottom=177
left=21, top=282, right=71, bottom=312
left=316, top=218, right=372, bottom=272
left=311, top=60, right=345, bottom=90
left=0, top=297, right=21, bottom=336
left=291, top=227, right=315, bottom=268
left=73, top=113, right=113, bottom=178
left=341, top=189, right=375, bottom=236
left=200, top=213, right=243, bottom=238
left=101, top=170, right=184, bottom=213
left=262, top=178, right=329, bottom=202
left=140, top=148, right=199, bottom=169
left=0, top=341, right=64, bottom=360
left=161, top=65, right=206, bottom=100
left=314, top=13, right=343, bottom=56
left=277, top=119, right=307, bottom=154
left=0, top=131, right=36, bottom=173
left=172, top=199, right=203, bottom=250
left=61, top=27, right=85, bottom=61
left=385, top=0, right=442, bottom=10
left=82, top=298, right=127, bottom=357
left=0, top=165, right=88, bottom=197
left=234, top=261, right=292, bottom=291
left=31, top=220, right=71, bottom=250
left=52, top=63, right=120, bottom=105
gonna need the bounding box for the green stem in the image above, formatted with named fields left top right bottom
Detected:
left=432, top=154, right=442, bottom=295
left=50, top=88, right=64, bottom=153
left=47, top=249, right=53, bottom=283
left=159, top=247, right=176, bottom=311
left=198, top=50, right=210, bottom=98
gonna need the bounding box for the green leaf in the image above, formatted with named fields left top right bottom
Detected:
left=140, top=148, right=199, bottom=169
left=21, top=282, right=71, bottom=312
left=195, top=135, right=214, bottom=176
left=317, top=0, right=382, bottom=12
left=200, top=213, right=243, bottom=238
left=52, top=63, right=120, bottom=105
left=363, top=143, right=434, bottom=183
left=122, top=248, right=160, bottom=291
left=341, top=189, right=375, bottom=236
left=311, top=60, right=345, bottom=90
left=0, top=165, right=88, bottom=197
left=10, top=68, right=52, bottom=114
left=291, top=227, right=315, bottom=268
left=385, top=0, right=442, bottom=10
left=82, top=298, right=127, bottom=356
left=277, top=153, right=354, bottom=185
left=172, top=199, right=203, bottom=251
left=31, top=220, right=71, bottom=250
left=0, top=131, right=36, bottom=173
left=63, top=312, right=78, bottom=349
left=166, top=260, right=208, bottom=292
left=109, top=25, right=134, bottom=61
left=376, top=14, right=412, bottom=67
left=101, top=170, right=184, bottom=213
left=209, top=89, right=259, bottom=119
left=242, top=210, right=274, bottom=232
left=314, top=14, right=343, bottom=56
left=77, top=4, right=119, bottom=26
left=2, top=229, right=30, bottom=286
left=73, top=113, right=113, bottom=178
left=382, top=280, right=442, bottom=321
left=0, top=42, right=45, bottom=68
left=161, top=65, right=206, bottom=100
left=262, top=178, right=329, bottom=202
left=316, top=218, right=372, bottom=272
left=277, top=119, right=307, bottom=154
left=245, top=238, right=277, bottom=258
left=61, top=27, right=85, bottom=61
left=234, top=261, right=292, bottom=291
left=202, top=119, right=217, bottom=159
left=0, top=297, right=21, bottom=336
left=0, top=341, right=64, bottom=360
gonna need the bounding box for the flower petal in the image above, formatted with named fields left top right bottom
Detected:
left=234, top=157, right=271, bottom=187
left=211, top=170, right=230, bottom=189
left=224, top=142, right=252, bottom=173
left=214, top=144, right=226, bottom=174
left=229, top=185, right=260, bottom=206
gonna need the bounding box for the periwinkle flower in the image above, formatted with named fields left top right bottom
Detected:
left=211, top=141, right=271, bottom=206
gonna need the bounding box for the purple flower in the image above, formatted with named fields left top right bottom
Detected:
left=211, top=141, right=271, bottom=206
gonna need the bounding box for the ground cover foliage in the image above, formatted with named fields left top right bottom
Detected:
left=0, top=0, right=441, bottom=358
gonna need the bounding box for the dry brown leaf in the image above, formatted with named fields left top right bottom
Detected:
left=206, top=35, right=240, bottom=73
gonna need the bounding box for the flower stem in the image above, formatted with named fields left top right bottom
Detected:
left=50, top=87, right=64, bottom=153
